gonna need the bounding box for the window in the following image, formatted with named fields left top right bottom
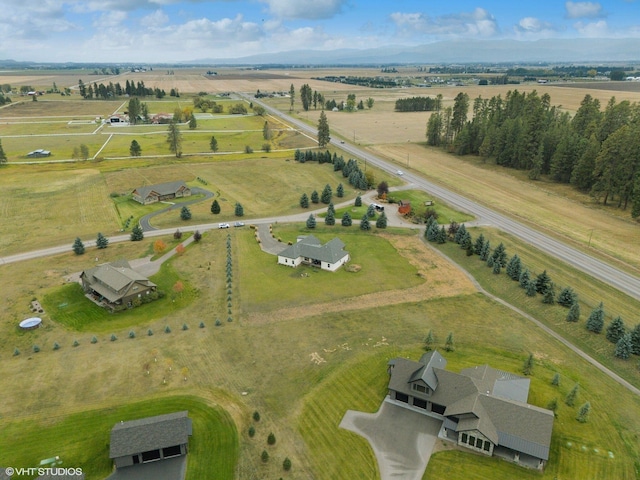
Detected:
left=483, top=442, right=491, bottom=452
left=396, top=392, right=409, bottom=403
left=476, top=437, right=483, bottom=448
left=141, top=449, right=161, bottom=462
left=412, top=383, right=427, bottom=393
left=413, top=398, right=427, bottom=409
left=461, top=433, right=467, bottom=444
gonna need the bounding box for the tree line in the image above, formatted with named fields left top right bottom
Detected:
left=77, top=79, right=179, bottom=100
left=395, top=96, right=442, bottom=112
left=426, top=90, right=640, bottom=219
left=293, top=149, right=371, bottom=191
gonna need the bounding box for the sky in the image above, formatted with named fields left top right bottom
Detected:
left=1, top=0, right=639, bottom=63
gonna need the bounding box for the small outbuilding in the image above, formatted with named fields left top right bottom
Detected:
left=109, top=411, right=192, bottom=469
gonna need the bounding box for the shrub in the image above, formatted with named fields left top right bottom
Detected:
left=283, top=457, right=292, bottom=471
left=245, top=145, right=254, bottom=154
left=199, top=321, right=205, bottom=328
left=148, top=329, right=154, bottom=336
left=91, top=336, right=98, bottom=344
left=33, top=345, right=40, bottom=353
left=248, top=426, right=255, bottom=437
left=267, top=432, right=276, bottom=445
left=165, top=326, right=171, bottom=333
left=129, top=331, right=136, bottom=339
left=13, top=348, right=20, bottom=356
left=110, top=334, right=117, bottom=341
left=253, top=411, right=261, bottom=421
left=73, top=340, right=79, bottom=347
left=53, top=342, right=60, bottom=351
left=182, top=323, right=189, bottom=331
left=261, top=450, right=269, bottom=463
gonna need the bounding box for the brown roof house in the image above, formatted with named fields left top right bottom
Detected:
left=132, top=180, right=191, bottom=205
left=109, top=411, right=192, bottom=469
left=277, top=235, right=349, bottom=272
left=387, top=351, right=554, bottom=470
left=80, top=260, right=156, bottom=310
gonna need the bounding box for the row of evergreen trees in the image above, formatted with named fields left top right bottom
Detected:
left=77, top=79, right=178, bottom=100
left=426, top=90, right=640, bottom=218
left=425, top=219, right=640, bottom=359
left=293, top=149, right=369, bottom=191
left=395, top=96, right=442, bottom=112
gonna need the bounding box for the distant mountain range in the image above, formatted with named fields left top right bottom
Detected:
left=192, top=38, right=640, bottom=66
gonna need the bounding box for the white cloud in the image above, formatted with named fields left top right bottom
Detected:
left=261, top=0, right=347, bottom=20
left=514, top=17, right=558, bottom=37
left=390, top=8, right=498, bottom=38
left=574, top=20, right=608, bottom=36
left=565, top=2, right=604, bottom=19
left=93, top=11, right=127, bottom=28
left=140, top=9, right=170, bottom=28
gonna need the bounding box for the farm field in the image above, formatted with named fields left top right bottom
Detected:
left=1, top=68, right=640, bottom=480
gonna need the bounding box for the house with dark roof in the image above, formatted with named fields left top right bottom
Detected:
left=387, top=351, right=554, bottom=469
left=109, top=411, right=192, bottom=469
left=132, top=181, right=191, bottom=205
left=277, top=235, right=349, bottom=272
left=80, top=259, right=156, bottom=310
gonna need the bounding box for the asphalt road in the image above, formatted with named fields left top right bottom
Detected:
left=244, top=94, right=640, bottom=302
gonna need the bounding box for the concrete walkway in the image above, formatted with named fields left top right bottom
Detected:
left=340, top=400, right=441, bottom=480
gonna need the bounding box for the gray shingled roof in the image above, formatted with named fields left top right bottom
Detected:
left=410, top=351, right=447, bottom=391
left=81, top=260, right=156, bottom=303
left=109, top=411, right=192, bottom=458
left=278, top=235, right=348, bottom=264
left=133, top=180, right=188, bottom=199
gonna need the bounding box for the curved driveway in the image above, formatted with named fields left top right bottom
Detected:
left=243, top=94, right=640, bottom=302
left=139, top=187, right=214, bottom=231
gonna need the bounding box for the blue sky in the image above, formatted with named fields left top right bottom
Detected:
left=1, top=1, right=639, bottom=62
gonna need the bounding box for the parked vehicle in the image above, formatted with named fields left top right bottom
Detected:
left=234, top=222, right=245, bottom=227
left=218, top=223, right=230, bottom=229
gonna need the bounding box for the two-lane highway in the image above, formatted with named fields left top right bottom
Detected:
left=244, top=93, right=640, bottom=301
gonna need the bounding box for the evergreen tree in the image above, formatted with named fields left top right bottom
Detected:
left=460, top=232, right=473, bottom=252
left=311, top=190, right=319, bottom=204
left=193, top=230, right=202, bottom=242
left=72, top=237, right=85, bottom=255
left=557, top=286, right=577, bottom=307
left=321, top=184, right=332, bottom=204
left=426, top=223, right=439, bottom=242
left=586, top=302, right=605, bottom=333
left=444, top=332, right=455, bottom=352
left=283, top=457, right=292, bottom=471
left=535, top=270, right=553, bottom=295
left=506, top=254, right=522, bottom=281
left=360, top=215, right=371, bottom=231
left=354, top=195, right=362, bottom=207
left=454, top=224, right=467, bottom=244
left=474, top=233, right=486, bottom=255
left=542, top=283, right=555, bottom=304
left=235, top=202, right=244, bottom=217
left=325, top=207, right=335, bottom=225
left=576, top=401, right=591, bottom=423
left=211, top=199, right=221, bottom=214
left=606, top=316, right=626, bottom=344
left=188, top=115, right=197, bottom=129
left=523, top=353, right=534, bottom=376
left=491, top=242, right=508, bottom=267
left=129, top=139, right=141, bottom=156
left=487, top=256, right=495, bottom=268
left=526, top=279, right=537, bottom=297
left=565, top=383, right=579, bottom=406
left=96, top=232, right=109, bottom=249
left=262, top=121, right=272, bottom=140
left=547, top=398, right=558, bottom=416
left=630, top=324, right=640, bottom=356
left=479, top=240, right=491, bottom=261
left=336, top=183, right=344, bottom=197
left=551, top=373, right=560, bottom=386
left=341, top=211, right=352, bottom=226
left=436, top=225, right=447, bottom=244
left=567, top=302, right=581, bottom=322
left=300, top=193, right=309, bottom=208
left=317, top=110, right=331, bottom=147
left=492, top=260, right=501, bottom=275
left=376, top=212, right=388, bottom=228
left=306, top=214, right=316, bottom=229
left=615, top=333, right=633, bottom=359
left=210, top=136, right=219, bottom=152
left=0, top=139, right=7, bottom=165
left=166, top=121, right=182, bottom=157
left=130, top=225, right=144, bottom=241
left=180, top=206, right=192, bottom=220
left=424, top=330, right=435, bottom=351
left=519, top=268, right=531, bottom=289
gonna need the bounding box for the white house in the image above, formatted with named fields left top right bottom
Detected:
left=278, top=235, right=349, bottom=272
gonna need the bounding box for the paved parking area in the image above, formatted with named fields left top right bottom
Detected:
left=340, top=400, right=441, bottom=480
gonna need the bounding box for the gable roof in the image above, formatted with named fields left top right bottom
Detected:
left=278, top=235, right=348, bottom=264
left=133, top=180, right=189, bottom=199
left=109, top=411, right=192, bottom=458
left=81, top=260, right=156, bottom=303
left=409, top=350, right=447, bottom=391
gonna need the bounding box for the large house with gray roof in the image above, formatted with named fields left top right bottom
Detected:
left=80, top=260, right=156, bottom=310
left=387, top=351, right=554, bottom=469
left=109, top=411, right=192, bottom=468
left=132, top=180, right=191, bottom=205
left=277, top=235, right=349, bottom=272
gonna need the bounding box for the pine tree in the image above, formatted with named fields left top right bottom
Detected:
left=547, top=398, right=558, bottom=415
left=166, top=121, right=182, bottom=157
left=321, top=184, right=332, bottom=204
left=542, top=283, right=555, bottom=304
left=551, top=373, right=560, bottom=386
left=566, top=302, right=581, bottom=322
left=586, top=302, right=605, bottom=333
left=376, top=212, right=388, bottom=228
left=300, top=193, right=309, bottom=208
left=325, top=207, right=335, bottom=225
left=444, top=332, right=455, bottom=352
left=341, top=211, right=352, bottom=226
left=479, top=240, right=491, bottom=261
left=180, top=205, right=192, bottom=220
left=130, top=225, right=144, bottom=241
left=426, top=223, right=439, bottom=242
left=519, top=268, right=531, bottom=289
left=306, top=214, right=316, bottom=229
left=317, top=110, right=331, bottom=147
left=615, top=333, right=633, bottom=359
left=460, top=232, right=473, bottom=253
left=210, top=136, right=219, bottom=152
left=606, top=316, right=626, bottom=344
left=311, top=190, right=319, bottom=204
left=522, top=353, right=534, bottom=376
left=506, top=254, right=522, bottom=281
left=72, top=237, right=85, bottom=255
left=630, top=324, right=640, bottom=356
left=283, top=457, right=292, bottom=471
left=436, top=225, right=447, bottom=244
left=336, top=183, right=344, bottom=197
left=474, top=233, right=485, bottom=255
left=0, top=139, right=7, bottom=166
left=454, top=224, right=467, bottom=244
left=576, top=401, right=591, bottom=423
left=492, top=260, right=501, bottom=274
left=526, top=279, right=537, bottom=297
left=129, top=139, right=141, bottom=156
left=424, top=330, right=435, bottom=351
left=96, top=232, right=109, bottom=249
left=354, top=195, right=362, bottom=207
left=557, top=286, right=577, bottom=307
left=491, top=242, right=508, bottom=267
left=535, top=270, right=553, bottom=295
left=565, top=383, right=579, bottom=406
left=366, top=204, right=376, bottom=218
left=211, top=199, right=221, bottom=214
left=360, top=215, right=371, bottom=231
left=235, top=202, right=244, bottom=217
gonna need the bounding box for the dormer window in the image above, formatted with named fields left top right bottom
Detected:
left=412, top=383, right=429, bottom=394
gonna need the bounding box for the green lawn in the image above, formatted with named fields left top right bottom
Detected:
left=387, top=189, right=475, bottom=224
left=0, top=395, right=237, bottom=480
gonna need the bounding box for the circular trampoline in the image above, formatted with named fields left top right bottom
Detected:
left=20, top=317, right=42, bottom=330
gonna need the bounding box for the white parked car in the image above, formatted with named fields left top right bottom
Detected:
left=234, top=221, right=245, bottom=227
left=396, top=170, right=404, bottom=176
left=218, top=223, right=230, bottom=229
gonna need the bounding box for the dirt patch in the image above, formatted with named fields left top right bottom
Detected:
left=244, top=234, right=477, bottom=325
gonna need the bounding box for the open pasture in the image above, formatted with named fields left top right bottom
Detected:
left=0, top=98, right=124, bottom=118
left=1, top=133, right=108, bottom=162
